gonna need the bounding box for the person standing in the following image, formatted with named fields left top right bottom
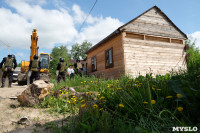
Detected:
left=67, top=65, right=75, bottom=79
left=29, top=55, right=41, bottom=84
left=76, top=59, right=83, bottom=76
left=0, top=54, right=17, bottom=88
left=57, top=58, right=67, bottom=82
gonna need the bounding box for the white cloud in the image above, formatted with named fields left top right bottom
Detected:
left=0, top=0, right=123, bottom=51
left=77, top=17, right=123, bottom=45
left=189, top=31, right=200, bottom=49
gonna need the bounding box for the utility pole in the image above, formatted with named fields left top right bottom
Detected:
left=7, top=45, right=10, bottom=56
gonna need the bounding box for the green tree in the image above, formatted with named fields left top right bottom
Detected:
left=17, top=63, right=21, bottom=67
left=70, top=40, right=92, bottom=60
left=186, top=39, right=200, bottom=73
left=50, top=45, right=70, bottom=75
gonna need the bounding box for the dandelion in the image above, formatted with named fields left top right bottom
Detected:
left=177, top=107, right=183, bottom=112
left=116, top=80, right=119, bottom=83
left=59, top=95, right=61, bottom=97
left=177, top=94, right=182, bottom=98
left=99, top=108, right=103, bottom=111
left=67, top=100, right=70, bottom=103
left=135, top=81, right=139, bottom=83
left=81, top=82, right=83, bottom=84
left=91, top=81, right=93, bottom=83
left=157, top=89, right=161, bottom=91
left=116, top=88, right=121, bottom=90
left=152, top=87, right=155, bottom=90
left=84, top=81, right=86, bottom=83
left=139, top=83, right=142, bottom=85
left=166, top=96, right=173, bottom=99
left=97, top=93, right=100, bottom=96
left=151, top=100, right=156, bottom=104
left=137, top=85, right=141, bottom=87
left=65, top=92, right=69, bottom=94
left=81, top=99, right=85, bottom=103
left=102, top=100, right=107, bottom=102
left=100, top=96, right=105, bottom=100
left=59, top=90, right=61, bottom=91
left=197, top=75, right=200, bottom=78
left=81, top=104, right=86, bottom=108
left=73, top=95, right=76, bottom=98
left=118, top=104, right=124, bottom=108
left=86, top=92, right=92, bottom=95
left=143, top=102, right=148, bottom=104
left=93, top=104, right=98, bottom=109
left=128, top=80, right=131, bottom=82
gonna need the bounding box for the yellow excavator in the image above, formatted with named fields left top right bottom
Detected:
left=18, top=29, right=51, bottom=85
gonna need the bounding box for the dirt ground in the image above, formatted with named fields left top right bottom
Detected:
left=0, top=83, right=67, bottom=133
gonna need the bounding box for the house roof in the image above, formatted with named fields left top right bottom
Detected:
left=85, top=6, right=187, bottom=54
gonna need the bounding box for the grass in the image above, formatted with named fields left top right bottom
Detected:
left=40, top=71, right=200, bottom=133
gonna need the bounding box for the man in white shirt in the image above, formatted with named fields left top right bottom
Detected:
left=67, top=65, right=74, bottom=79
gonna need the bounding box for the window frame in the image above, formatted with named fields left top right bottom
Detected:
left=91, top=56, right=97, bottom=72
left=105, top=47, right=114, bottom=69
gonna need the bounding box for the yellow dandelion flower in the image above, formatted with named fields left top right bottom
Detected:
left=152, top=87, right=155, bottom=90
left=81, top=99, right=85, bottom=103
left=197, top=75, right=200, bottom=78
left=84, top=81, right=86, bottom=82
left=59, top=90, right=61, bottom=91
left=93, top=104, right=98, bottom=109
left=166, top=96, right=173, bottom=99
left=100, top=96, right=105, bottom=100
left=73, top=95, right=76, bottom=98
left=177, top=107, right=183, bottom=112
left=107, top=85, right=110, bottom=88
left=59, top=95, right=61, bottom=97
left=151, top=100, right=156, bottom=104
left=135, top=81, right=139, bottom=83
left=131, top=78, right=133, bottom=79
left=116, top=88, right=121, bottom=90
left=128, top=80, right=131, bottom=82
left=139, top=83, right=142, bottom=85
left=65, top=92, right=69, bottom=94
left=157, top=89, right=161, bottom=91
left=143, top=102, right=148, bottom=104
left=81, top=104, right=86, bottom=108
left=102, top=100, right=107, bottom=102
left=177, top=94, right=182, bottom=98
left=81, top=82, right=83, bottom=84
left=67, top=100, right=70, bottom=103
left=91, top=81, right=93, bottom=83
left=97, top=93, right=100, bottom=96
left=86, top=92, right=92, bottom=95
left=99, top=108, right=103, bottom=111
left=137, top=85, right=141, bottom=87
left=116, top=80, right=119, bottom=83
left=118, top=104, right=124, bottom=108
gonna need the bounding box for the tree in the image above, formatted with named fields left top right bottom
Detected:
left=70, top=40, right=92, bottom=60
left=186, top=39, right=200, bottom=73
left=50, top=45, right=70, bottom=75
left=17, top=63, right=21, bottom=67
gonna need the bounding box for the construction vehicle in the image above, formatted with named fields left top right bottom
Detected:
left=18, top=29, right=51, bottom=85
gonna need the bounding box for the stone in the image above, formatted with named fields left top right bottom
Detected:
left=17, top=116, right=31, bottom=126
left=17, top=80, right=54, bottom=106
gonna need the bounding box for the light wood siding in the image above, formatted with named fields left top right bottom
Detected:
left=123, top=32, right=186, bottom=77
left=124, top=8, right=186, bottom=39
left=87, top=34, right=124, bottom=79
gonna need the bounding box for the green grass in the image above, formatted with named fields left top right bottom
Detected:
left=41, top=70, right=200, bottom=132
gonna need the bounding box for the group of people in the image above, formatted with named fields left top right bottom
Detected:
left=0, top=54, right=41, bottom=88
left=0, top=54, right=86, bottom=87
left=56, top=58, right=86, bottom=82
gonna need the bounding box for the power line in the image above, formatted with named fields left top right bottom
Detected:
left=78, top=0, right=98, bottom=32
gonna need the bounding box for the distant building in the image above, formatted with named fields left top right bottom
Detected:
left=85, top=6, right=187, bottom=79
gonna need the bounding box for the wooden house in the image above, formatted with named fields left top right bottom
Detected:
left=85, top=6, right=187, bottom=79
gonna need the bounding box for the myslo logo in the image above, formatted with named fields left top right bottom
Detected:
left=172, top=127, right=198, bottom=132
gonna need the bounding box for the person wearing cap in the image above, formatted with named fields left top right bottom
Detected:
left=29, top=55, right=41, bottom=84
left=0, top=54, right=17, bottom=87
left=56, top=58, right=67, bottom=82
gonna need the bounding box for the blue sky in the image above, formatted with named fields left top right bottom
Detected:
left=0, top=0, right=200, bottom=63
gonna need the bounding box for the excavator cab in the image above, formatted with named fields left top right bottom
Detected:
left=39, top=53, right=50, bottom=72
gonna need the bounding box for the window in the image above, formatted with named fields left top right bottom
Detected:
left=91, top=56, right=97, bottom=72
left=105, top=48, right=113, bottom=68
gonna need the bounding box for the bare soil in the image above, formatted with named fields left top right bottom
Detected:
left=0, top=83, right=67, bottom=133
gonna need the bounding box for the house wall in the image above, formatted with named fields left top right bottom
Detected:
left=87, top=34, right=124, bottom=79
left=123, top=32, right=186, bottom=77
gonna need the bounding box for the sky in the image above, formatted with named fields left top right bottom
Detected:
left=0, top=0, right=200, bottom=63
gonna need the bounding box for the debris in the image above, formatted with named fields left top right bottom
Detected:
left=17, top=116, right=31, bottom=126
left=69, top=87, right=76, bottom=92
left=17, top=80, right=54, bottom=106
left=9, top=96, right=18, bottom=100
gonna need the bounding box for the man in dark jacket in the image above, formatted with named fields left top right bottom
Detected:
left=29, top=55, right=41, bottom=84
left=0, top=54, right=17, bottom=87
left=57, top=58, right=67, bottom=82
